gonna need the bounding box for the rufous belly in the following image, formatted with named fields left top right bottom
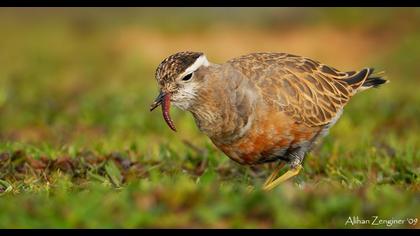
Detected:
left=214, top=111, right=321, bottom=165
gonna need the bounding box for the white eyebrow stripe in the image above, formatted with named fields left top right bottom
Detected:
left=181, top=55, right=210, bottom=77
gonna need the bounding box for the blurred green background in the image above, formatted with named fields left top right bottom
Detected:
left=0, top=7, right=419, bottom=228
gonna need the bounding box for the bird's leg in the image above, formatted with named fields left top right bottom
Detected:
left=247, top=163, right=285, bottom=193
left=262, top=164, right=302, bottom=191
left=262, top=162, right=285, bottom=187
left=262, top=149, right=305, bottom=191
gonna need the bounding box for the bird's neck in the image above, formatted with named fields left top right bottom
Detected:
left=188, top=66, right=256, bottom=144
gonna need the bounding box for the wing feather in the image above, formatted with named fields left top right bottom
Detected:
left=227, top=53, right=371, bottom=127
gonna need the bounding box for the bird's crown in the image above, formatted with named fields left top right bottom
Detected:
left=155, top=51, right=206, bottom=87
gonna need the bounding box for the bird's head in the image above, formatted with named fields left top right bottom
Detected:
left=150, top=51, right=210, bottom=131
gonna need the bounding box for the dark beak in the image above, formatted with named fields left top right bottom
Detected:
left=150, top=91, right=165, bottom=112
left=150, top=91, right=177, bottom=132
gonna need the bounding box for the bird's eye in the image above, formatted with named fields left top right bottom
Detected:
left=182, top=73, right=193, bottom=81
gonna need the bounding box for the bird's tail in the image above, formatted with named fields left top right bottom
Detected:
left=343, top=68, right=388, bottom=91
left=361, top=69, right=388, bottom=88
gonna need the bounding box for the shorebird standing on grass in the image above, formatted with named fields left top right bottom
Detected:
left=150, top=51, right=387, bottom=191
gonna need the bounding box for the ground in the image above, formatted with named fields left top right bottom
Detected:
left=0, top=8, right=419, bottom=228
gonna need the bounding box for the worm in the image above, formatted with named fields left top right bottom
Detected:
left=162, top=93, right=177, bottom=132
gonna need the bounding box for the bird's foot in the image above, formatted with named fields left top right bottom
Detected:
left=262, top=164, right=302, bottom=191
left=263, top=162, right=285, bottom=187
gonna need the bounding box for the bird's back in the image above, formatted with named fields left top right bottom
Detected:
left=225, top=52, right=385, bottom=127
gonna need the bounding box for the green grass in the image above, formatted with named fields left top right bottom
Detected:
left=0, top=8, right=419, bottom=228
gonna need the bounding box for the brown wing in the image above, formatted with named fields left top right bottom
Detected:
left=227, top=53, right=372, bottom=127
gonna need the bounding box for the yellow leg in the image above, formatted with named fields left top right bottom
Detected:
left=248, top=162, right=285, bottom=193
left=263, top=162, right=285, bottom=187
left=262, top=164, right=303, bottom=191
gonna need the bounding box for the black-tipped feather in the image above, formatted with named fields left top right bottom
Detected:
left=343, top=68, right=387, bottom=88
left=362, top=76, right=387, bottom=88
left=343, top=68, right=371, bottom=85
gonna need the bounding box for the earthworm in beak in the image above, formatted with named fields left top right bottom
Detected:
left=150, top=91, right=177, bottom=132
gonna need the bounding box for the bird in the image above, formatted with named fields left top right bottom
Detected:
left=150, top=51, right=388, bottom=191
